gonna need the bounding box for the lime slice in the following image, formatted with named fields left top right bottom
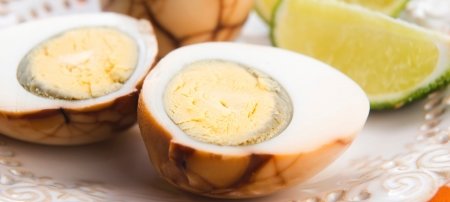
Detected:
left=255, top=0, right=409, bottom=23
left=272, top=0, right=450, bottom=109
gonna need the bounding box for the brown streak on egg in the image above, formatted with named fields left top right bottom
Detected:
left=210, top=0, right=223, bottom=41
left=59, top=108, right=70, bottom=124
left=170, top=143, right=219, bottom=191
left=143, top=1, right=180, bottom=48
left=217, top=25, right=243, bottom=41
left=226, top=154, right=272, bottom=189
left=170, top=142, right=195, bottom=171
left=211, top=0, right=238, bottom=41
left=69, top=123, right=96, bottom=133
left=222, top=0, right=239, bottom=25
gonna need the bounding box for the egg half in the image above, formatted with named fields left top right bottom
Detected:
left=138, top=42, right=369, bottom=198
left=0, top=13, right=157, bottom=145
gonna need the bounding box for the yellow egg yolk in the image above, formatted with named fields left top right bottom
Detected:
left=164, top=60, right=292, bottom=146
left=18, top=27, right=138, bottom=100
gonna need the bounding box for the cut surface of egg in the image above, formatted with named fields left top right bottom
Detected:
left=0, top=13, right=157, bottom=145
left=164, top=59, right=293, bottom=146
left=18, top=27, right=139, bottom=100
left=138, top=42, right=369, bottom=198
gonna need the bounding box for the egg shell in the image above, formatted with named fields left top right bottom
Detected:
left=102, top=0, right=254, bottom=57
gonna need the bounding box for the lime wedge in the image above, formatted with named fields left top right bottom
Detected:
left=255, top=0, right=409, bottom=23
left=341, top=0, right=409, bottom=17
left=272, top=0, right=450, bottom=109
left=255, top=0, right=279, bottom=24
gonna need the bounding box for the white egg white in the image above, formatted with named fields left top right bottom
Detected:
left=141, top=42, right=369, bottom=154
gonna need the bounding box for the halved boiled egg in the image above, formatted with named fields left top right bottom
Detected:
left=138, top=42, right=369, bottom=198
left=0, top=13, right=157, bottom=145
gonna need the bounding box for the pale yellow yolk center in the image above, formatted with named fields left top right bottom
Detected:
left=164, top=60, right=292, bottom=146
left=17, top=27, right=138, bottom=100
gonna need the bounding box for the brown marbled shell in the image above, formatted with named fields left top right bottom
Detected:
left=137, top=97, right=353, bottom=198
left=102, top=0, right=254, bottom=58
left=0, top=93, right=138, bottom=145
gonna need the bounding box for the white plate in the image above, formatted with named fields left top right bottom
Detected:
left=0, top=0, right=449, bottom=201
